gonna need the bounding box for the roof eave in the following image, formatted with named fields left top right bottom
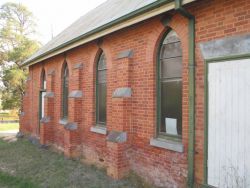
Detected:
left=22, top=0, right=197, bottom=67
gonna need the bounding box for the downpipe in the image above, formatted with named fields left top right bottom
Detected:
left=174, top=0, right=196, bottom=187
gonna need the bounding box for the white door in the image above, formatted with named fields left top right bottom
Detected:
left=41, top=91, right=46, bottom=118
left=208, top=59, right=250, bottom=188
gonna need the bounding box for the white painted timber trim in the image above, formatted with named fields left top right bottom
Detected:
left=27, top=0, right=196, bottom=66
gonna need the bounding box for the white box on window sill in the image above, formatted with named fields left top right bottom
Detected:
left=165, top=118, right=177, bottom=135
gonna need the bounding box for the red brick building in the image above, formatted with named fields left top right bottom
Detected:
left=20, top=0, right=250, bottom=187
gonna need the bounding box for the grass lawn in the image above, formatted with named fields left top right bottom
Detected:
left=0, top=138, right=154, bottom=188
left=0, top=123, right=19, bottom=131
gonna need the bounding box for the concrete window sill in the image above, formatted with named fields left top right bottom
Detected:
left=59, top=118, right=68, bottom=125
left=150, top=138, right=184, bottom=153
left=90, top=126, right=107, bottom=135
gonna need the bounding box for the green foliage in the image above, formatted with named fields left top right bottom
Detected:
left=1, top=65, right=28, bottom=109
left=7, top=37, right=40, bottom=65
left=0, top=2, right=40, bottom=111
left=0, top=93, right=2, bottom=110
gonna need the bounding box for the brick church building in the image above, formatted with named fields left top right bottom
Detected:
left=20, top=0, right=250, bottom=187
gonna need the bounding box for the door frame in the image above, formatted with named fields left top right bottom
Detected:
left=38, top=89, right=46, bottom=135
left=203, top=53, right=250, bottom=187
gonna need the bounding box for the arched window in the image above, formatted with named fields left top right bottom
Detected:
left=96, top=52, right=107, bottom=126
left=41, top=69, right=46, bottom=90
left=157, top=30, right=182, bottom=139
left=39, top=69, right=46, bottom=122
left=62, top=63, right=69, bottom=119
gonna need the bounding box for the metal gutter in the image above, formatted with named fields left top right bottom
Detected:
left=22, top=0, right=197, bottom=67
left=174, top=0, right=196, bottom=187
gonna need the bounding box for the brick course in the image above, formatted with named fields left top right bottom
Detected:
left=20, top=0, right=250, bottom=187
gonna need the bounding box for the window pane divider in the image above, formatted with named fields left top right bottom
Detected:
left=160, top=55, right=182, bottom=60
left=162, top=41, right=181, bottom=45
left=98, top=68, right=107, bottom=71
left=161, top=78, right=182, bottom=82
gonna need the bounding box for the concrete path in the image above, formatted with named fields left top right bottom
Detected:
left=0, top=130, right=18, bottom=136
left=0, top=130, right=18, bottom=142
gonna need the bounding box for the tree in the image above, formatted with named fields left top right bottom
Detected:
left=0, top=2, right=40, bottom=111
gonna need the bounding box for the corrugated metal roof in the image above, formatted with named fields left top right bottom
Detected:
left=24, top=0, right=158, bottom=65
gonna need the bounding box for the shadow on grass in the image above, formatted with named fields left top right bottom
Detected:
left=0, top=138, right=155, bottom=188
left=0, top=171, right=37, bottom=188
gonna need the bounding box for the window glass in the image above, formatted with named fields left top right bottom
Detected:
left=160, top=42, right=182, bottom=59
left=39, top=69, right=46, bottom=123
left=97, top=52, right=107, bottom=125
left=162, top=30, right=180, bottom=44
left=62, top=64, right=69, bottom=119
left=161, top=57, right=182, bottom=79
left=98, top=70, right=106, bottom=83
left=98, top=53, right=107, bottom=70
left=159, top=30, right=182, bottom=138
left=98, top=84, right=107, bottom=124
left=160, top=81, right=182, bottom=135
left=41, top=69, right=46, bottom=90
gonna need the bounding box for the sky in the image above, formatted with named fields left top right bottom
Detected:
left=0, top=0, right=107, bottom=44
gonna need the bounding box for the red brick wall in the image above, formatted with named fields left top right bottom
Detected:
left=20, top=0, right=250, bottom=187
